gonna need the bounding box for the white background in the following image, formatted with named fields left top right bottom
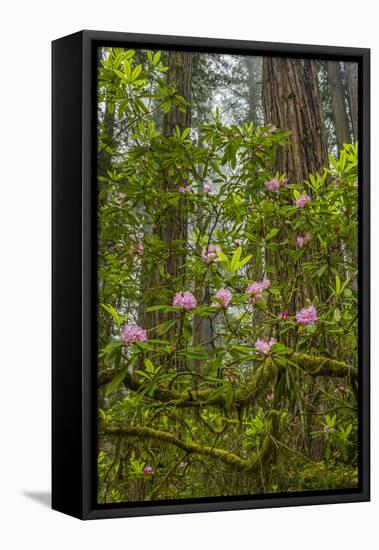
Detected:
left=0, top=0, right=376, bottom=548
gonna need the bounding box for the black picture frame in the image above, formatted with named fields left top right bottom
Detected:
left=52, top=30, right=370, bottom=520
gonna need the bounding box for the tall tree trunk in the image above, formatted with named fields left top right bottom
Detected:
left=262, top=57, right=329, bottom=183
left=345, top=62, right=358, bottom=143
left=245, top=57, right=261, bottom=126
left=141, top=52, right=193, bottom=346
left=161, top=52, right=192, bottom=286
left=327, top=61, right=351, bottom=151
left=262, top=57, right=330, bottom=453
left=97, top=48, right=116, bottom=353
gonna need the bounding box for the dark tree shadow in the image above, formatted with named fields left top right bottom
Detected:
left=22, top=491, right=51, bottom=508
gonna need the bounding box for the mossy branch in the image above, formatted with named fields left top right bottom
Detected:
left=101, top=423, right=273, bottom=473
left=98, top=353, right=357, bottom=408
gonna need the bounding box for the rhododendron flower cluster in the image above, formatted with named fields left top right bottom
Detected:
left=179, top=185, right=191, bottom=193
left=215, top=288, right=232, bottom=308
left=201, top=244, right=220, bottom=264
left=266, top=393, right=274, bottom=401
left=255, top=337, right=277, bottom=354
left=296, top=305, right=318, bottom=325
left=173, top=291, right=197, bottom=310
left=122, top=324, right=147, bottom=344
left=296, top=234, right=311, bottom=247
left=264, top=176, right=289, bottom=191
left=279, top=309, right=289, bottom=319
left=323, top=426, right=335, bottom=434
left=143, top=466, right=154, bottom=475
left=265, top=178, right=280, bottom=191
left=246, top=278, right=271, bottom=301
left=295, top=193, right=311, bottom=208
left=202, top=185, right=213, bottom=194
left=135, top=241, right=144, bottom=254
left=263, top=125, right=277, bottom=136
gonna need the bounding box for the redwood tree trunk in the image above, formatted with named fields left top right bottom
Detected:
left=262, top=57, right=329, bottom=182
left=246, top=56, right=261, bottom=126
left=345, top=62, right=358, bottom=143
left=161, top=51, right=192, bottom=288
left=141, top=52, right=193, bottom=338
left=262, top=57, right=331, bottom=453
left=327, top=61, right=351, bottom=151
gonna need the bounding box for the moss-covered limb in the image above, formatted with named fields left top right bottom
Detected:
left=102, top=424, right=272, bottom=474
left=290, top=353, right=358, bottom=381
left=98, top=353, right=356, bottom=408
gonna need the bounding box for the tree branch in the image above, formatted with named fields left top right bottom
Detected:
left=98, top=353, right=357, bottom=408
left=101, top=424, right=273, bottom=473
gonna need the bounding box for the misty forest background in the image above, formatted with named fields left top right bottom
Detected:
left=97, top=47, right=359, bottom=504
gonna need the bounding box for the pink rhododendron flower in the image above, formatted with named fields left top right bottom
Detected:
left=265, top=178, right=280, bottom=191
left=323, top=426, right=335, bottom=434
left=296, top=305, right=318, bottom=326
left=246, top=278, right=271, bottom=296
left=263, top=125, right=277, bottom=136
left=201, top=244, right=220, bottom=264
left=279, top=309, right=289, bottom=319
left=122, top=324, right=147, bottom=344
left=215, top=288, right=232, bottom=308
left=266, top=393, right=274, bottom=401
left=179, top=185, right=191, bottom=193
left=282, top=177, right=289, bottom=185
left=295, top=193, right=311, bottom=208
left=296, top=234, right=311, bottom=247
left=203, top=185, right=213, bottom=194
left=173, top=291, right=197, bottom=310
left=118, top=192, right=126, bottom=206
left=143, top=466, right=154, bottom=475
left=135, top=241, right=144, bottom=255
left=255, top=337, right=277, bottom=354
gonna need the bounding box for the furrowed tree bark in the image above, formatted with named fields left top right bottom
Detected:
left=245, top=56, right=261, bottom=126
left=97, top=47, right=116, bottom=353
left=161, top=51, right=192, bottom=285
left=327, top=61, right=351, bottom=151
left=144, top=51, right=193, bottom=350
left=262, top=57, right=329, bottom=183
left=262, top=58, right=334, bottom=454
left=345, top=62, right=358, bottom=143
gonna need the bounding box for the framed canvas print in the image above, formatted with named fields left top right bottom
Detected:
left=52, top=30, right=370, bottom=519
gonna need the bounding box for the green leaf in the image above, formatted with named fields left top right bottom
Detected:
left=144, top=359, right=155, bottom=373
left=154, top=318, right=177, bottom=335
left=105, top=366, right=128, bottom=396
left=216, top=248, right=228, bottom=263
left=100, top=303, right=124, bottom=327
left=131, top=64, right=142, bottom=82
left=265, top=228, right=279, bottom=241
left=225, top=383, right=234, bottom=410
left=230, top=247, right=242, bottom=272
left=334, top=308, right=341, bottom=322
left=238, top=254, right=252, bottom=269
left=123, top=60, right=131, bottom=81
left=181, top=127, right=191, bottom=140
left=317, top=264, right=327, bottom=278
left=153, top=51, right=161, bottom=64
left=335, top=275, right=341, bottom=296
